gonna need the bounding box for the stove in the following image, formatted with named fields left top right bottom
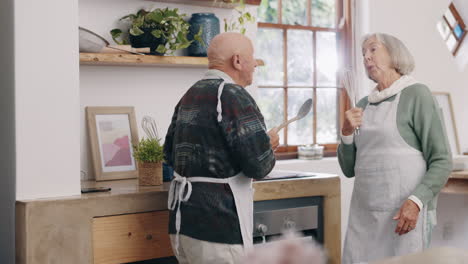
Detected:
left=253, top=170, right=323, bottom=244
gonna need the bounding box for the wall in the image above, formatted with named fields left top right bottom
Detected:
left=367, top=0, right=468, bottom=154
left=0, top=0, right=16, bottom=261
left=364, top=0, right=468, bottom=249
left=79, top=0, right=258, bottom=179
left=14, top=0, right=81, bottom=200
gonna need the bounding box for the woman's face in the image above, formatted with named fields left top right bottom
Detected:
left=362, top=36, right=395, bottom=83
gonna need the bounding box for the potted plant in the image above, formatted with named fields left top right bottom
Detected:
left=110, top=8, right=203, bottom=55
left=133, top=137, right=164, bottom=186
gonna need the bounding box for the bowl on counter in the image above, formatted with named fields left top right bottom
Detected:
left=298, top=144, right=324, bottom=160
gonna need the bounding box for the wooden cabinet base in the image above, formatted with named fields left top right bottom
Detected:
left=93, top=211, right=173, bottom=264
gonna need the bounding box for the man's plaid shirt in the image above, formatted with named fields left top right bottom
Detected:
left=164, top=78, right=276, bottom=244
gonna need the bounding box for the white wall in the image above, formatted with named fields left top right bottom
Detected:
left=79, top=0, right=258, bottom=179
left=15, top=0, right=81, bottom=200
left=367, top=0, right=468, bottom=154
left=364, top=0, right=468, bottom=249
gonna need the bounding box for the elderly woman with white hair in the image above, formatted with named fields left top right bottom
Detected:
left=338, top=33, right=452, bottom=263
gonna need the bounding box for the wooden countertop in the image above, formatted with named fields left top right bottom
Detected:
left=16, top=172, right=342, bottom=264
left=17, top=172, right=339, bottom=203
left=441, top=170, right=468, bottom=194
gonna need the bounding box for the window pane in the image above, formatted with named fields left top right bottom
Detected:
left=445, top=10, right=456, bottom=27
left=317, top=88, right=338, bottom=143
left=258, top=0, right=279, bottom=23
left=437, top=20, right=450, bottom=39
left=257, top=88, right=285, bottom=144
left=311, top=0, right=336, bottom=28
left=287, top=29, right=314, bottom=86
left=316, top=31, right=338, bottom=86
left=256, top=28, right=284, bottom=85
left=288, top=89, right=314, bottom=145
left=446, top=33, right=457, bottom=51
left=282, top=0, right=308, bottom=26
left=454, top=24, right=463, bottom=39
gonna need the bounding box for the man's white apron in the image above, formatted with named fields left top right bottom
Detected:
left=168, top=70, right=254, bottom=255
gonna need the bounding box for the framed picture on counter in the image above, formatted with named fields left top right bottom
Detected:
left=86, top=106, right=139, bottom=181
left=432, top=92, right=460, bottom=155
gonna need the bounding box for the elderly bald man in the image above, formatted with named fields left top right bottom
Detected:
left=164, top=32, right=280, bottom=264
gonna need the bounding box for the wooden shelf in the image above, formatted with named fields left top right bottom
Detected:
left=145, top=0, right=261, bottom=9
left=80, top=53, right=264, bottom=68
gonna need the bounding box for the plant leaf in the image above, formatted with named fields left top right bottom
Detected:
left=110, top=29, right=125, bottom=45
left=129, top=26, right=144, bottom=36
left=156, top=44, right=166, bottom=54
left=151, top=29, right=162, bottom=38
left=194, top=27, right=206, bottom=47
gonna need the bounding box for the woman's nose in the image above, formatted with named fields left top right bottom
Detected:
left=364, top=54, right=372, bottom=62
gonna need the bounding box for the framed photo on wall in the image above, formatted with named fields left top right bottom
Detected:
left=86, top=106, right=139, bottom=181
left=432, top=92, right=460, bottom=155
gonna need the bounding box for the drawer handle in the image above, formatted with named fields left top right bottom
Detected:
left=146, top=234, right=153, bottom=240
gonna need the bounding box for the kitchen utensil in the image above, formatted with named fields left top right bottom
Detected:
left=271, top=98, right=312, bottom=133
left=101, top=45, right=150, bottom=54
left=79, top=26, right=146, bottom=55
left=339, top=69, right=360, bottom=135
left=141, top=116, right=159, bottom=139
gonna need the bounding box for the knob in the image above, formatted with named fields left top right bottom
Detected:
left=256, top=224, right=268, bottom=235
left=146, top=234, right=153, bottom=240
left=284, top=220, right=296, bottom=229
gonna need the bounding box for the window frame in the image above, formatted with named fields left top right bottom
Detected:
left=256, top=0, right=352, bottom=159
left=441, top=3, right=467, bottom=56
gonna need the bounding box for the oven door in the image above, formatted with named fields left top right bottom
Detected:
left=253, top=196, right=323, bottom=244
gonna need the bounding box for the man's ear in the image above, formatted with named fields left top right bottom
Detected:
left=232, top=54, right=242, bottom=70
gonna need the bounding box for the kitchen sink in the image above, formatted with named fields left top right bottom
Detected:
left=258, top=170, right=316, bottom=181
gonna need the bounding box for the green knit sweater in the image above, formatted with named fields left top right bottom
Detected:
left=337, top=84, right=452, bottom=211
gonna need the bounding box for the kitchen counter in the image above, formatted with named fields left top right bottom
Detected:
left=16, top=172, right=341, bottom=264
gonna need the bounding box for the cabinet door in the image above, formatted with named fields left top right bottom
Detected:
left=93, top=210, right=173, bottom=264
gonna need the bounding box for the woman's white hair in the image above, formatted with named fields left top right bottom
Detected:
left=362, top=33, right=415, bottom=75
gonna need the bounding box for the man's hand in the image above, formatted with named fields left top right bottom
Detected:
left=267, top=129, right=280, bottom=151
left=393, top=199, right=420, bottom=235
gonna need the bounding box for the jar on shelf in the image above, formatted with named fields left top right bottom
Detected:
left=188, top=13, right=220, bottom=57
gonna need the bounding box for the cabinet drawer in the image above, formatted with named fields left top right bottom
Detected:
left=93, top=210, right=173, bottom=264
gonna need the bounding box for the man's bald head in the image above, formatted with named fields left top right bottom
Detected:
left=207, top=33, right=257, bottom=87
left=207, top=32, right=254, bottom=68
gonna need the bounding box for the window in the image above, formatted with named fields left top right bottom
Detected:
left=437, top=3, right=467, bottom=56
left=256, top=0, right=348, bottom=156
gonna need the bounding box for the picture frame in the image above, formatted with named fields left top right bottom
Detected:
left=432, top=92, right=460, bottom=155
left=86, top=106, right=139, bottom=181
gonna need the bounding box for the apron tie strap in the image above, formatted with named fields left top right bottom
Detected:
left=168, top=173, right=193, bottom=255
left=216, top=81, right=225, bottom=122
left=167, top=171, right=249, bottom=254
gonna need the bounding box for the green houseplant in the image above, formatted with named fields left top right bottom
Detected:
left=110, top=8, right=203, bottom=55
left=223, top=1, right=255, bottom=34
left=133, top=138, right=164, bottom=186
